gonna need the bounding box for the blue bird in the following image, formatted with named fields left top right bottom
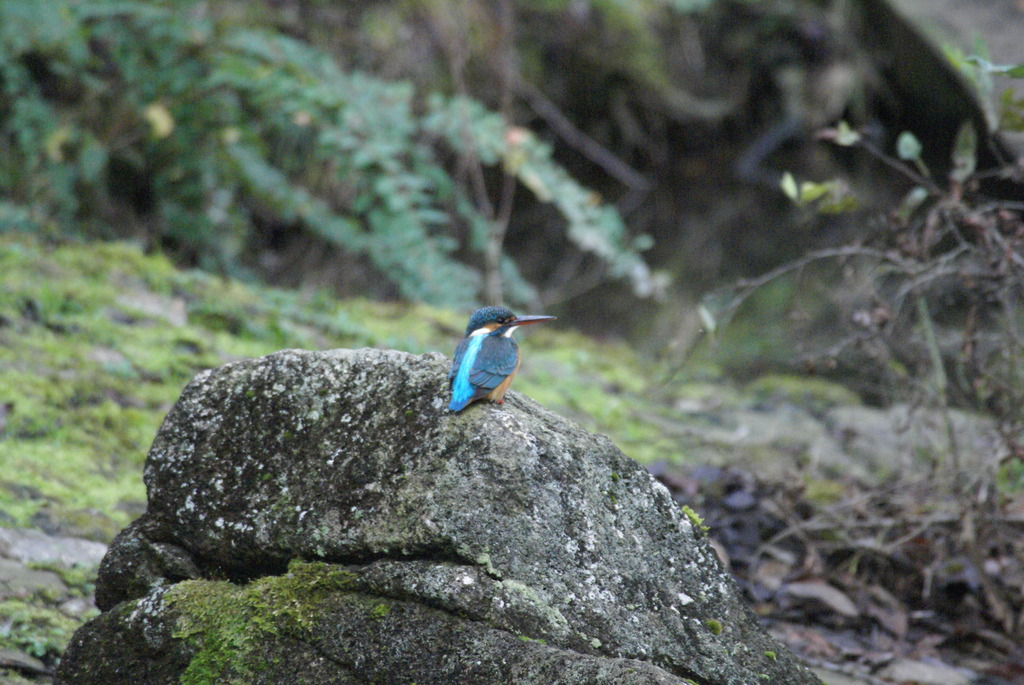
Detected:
left=448, top=306, right=555, bottom=412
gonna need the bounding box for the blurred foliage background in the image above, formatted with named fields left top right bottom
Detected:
left=2, top=0, right=1024, bottom=454
left=0, top=0, right=663, bottom=311
left=2, top=0, right=1023, bottom=421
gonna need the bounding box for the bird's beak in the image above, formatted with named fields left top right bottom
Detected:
left=511, top=315, right=556, bottom=326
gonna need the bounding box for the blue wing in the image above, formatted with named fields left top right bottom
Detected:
left=449, top=335, right=518, bottom=411
left=469, top=336, right=518, bottom=391
left=449, top=337, right=472, bottom=381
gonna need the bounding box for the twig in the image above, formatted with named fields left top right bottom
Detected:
left=517, top=80, right=652, bottom=192
left=706, top=245, right=910, bottom=330
left=754, top=507, right=1024, bottom=560
left=984, top=225, right=1024, bottom=270
left=432, top=0, right=516, bottom=304
left=539, top=262, right=609, bottom=308
left=854, top=137, right=944, bottom=195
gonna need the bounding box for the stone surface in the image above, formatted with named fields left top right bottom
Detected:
left=890, top=0, right=1024, bottom=101
left=875, top=657, right=973, bottom=685
left=0, top=559, right=66, bottom=600
left=0, top=527, right=107, bottom=569
left=57, top=348, right=821, bottom=685
left=825, top=404, right=1000, bottom=476
left=0, top=647, right=49, bottom=677
left=646, top=398, right=1001, bottom=484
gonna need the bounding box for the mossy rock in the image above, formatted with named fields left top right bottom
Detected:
left=58, top=348, right=821, bottom=684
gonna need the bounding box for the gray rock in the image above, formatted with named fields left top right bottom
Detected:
left=0, top=527, right=107, bottom=568
left=875, top=657, right=974, bottom=685
left=57, top=348, right=821, bottom=685
left=826, top=404, right=1000, bottom=476
left=0, top=646, right=50, bottom=677
left=0, top=558, right=66, bottom=599
left=58, top=596, right=98, bottom=620
left=647, top=403, right=857, bottom=480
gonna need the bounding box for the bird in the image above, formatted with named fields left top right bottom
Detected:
left=448, top=305, right=555, bottom=412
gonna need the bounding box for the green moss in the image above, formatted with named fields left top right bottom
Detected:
left=496, top=579, right=569, bottom=634
left=518, top=332, right=679, bottom=465
left=681, top=505, right=709, bottom=534
left=744, top=374, right=862, bottom=412
left=468, top=547, right=500, bottom=578
left=764, top=650, right=777, bottom=661
left=166, top=560, right=359, bottom=684
left=0, top=668, right=38, bottom=684
left=28, top=562, right=97, bottom=598
left=0, top=599, right=87, bottom=660
left=169, top=581, right=252, bottom=685
left=802, top=478, right=846, bottom=505
left=704, top=618, right=723, bottom=635
left=998, top=458, right=1024, bottom=493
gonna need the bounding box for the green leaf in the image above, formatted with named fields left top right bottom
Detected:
left=917, top=297, right=947, bottom=401
left=697, top=303, right=716, bottom=337
left=896, top=131, right=922, bottom=161
left=816, top=194, right=858, bottom=214
left=949, top=121, right=977, bottom=184
left=834, top=120, right=861, bottom=146
left=894, top=186, right=929, bottom=224
left=966, top=55, right=1024, bottom=78
left=780, top=171, right=799, bottom=201
left=998, top=88, right=1024, bottom=132
left=798, top=181, right=831, bottom=203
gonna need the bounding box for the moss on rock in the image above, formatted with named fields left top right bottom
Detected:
left=164, top=561, right=357, bottom=685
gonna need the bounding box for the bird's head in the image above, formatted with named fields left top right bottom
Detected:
left=464, top=306, right=556, bottom=337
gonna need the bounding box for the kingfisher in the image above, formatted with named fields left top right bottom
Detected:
left=448, top=305, right=555, bottom=412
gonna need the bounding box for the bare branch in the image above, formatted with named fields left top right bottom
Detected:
left=517, top=80, right=652, bottom=192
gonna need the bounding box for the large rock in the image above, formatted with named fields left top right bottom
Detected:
left=56, top=348, right=820, bottom=685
